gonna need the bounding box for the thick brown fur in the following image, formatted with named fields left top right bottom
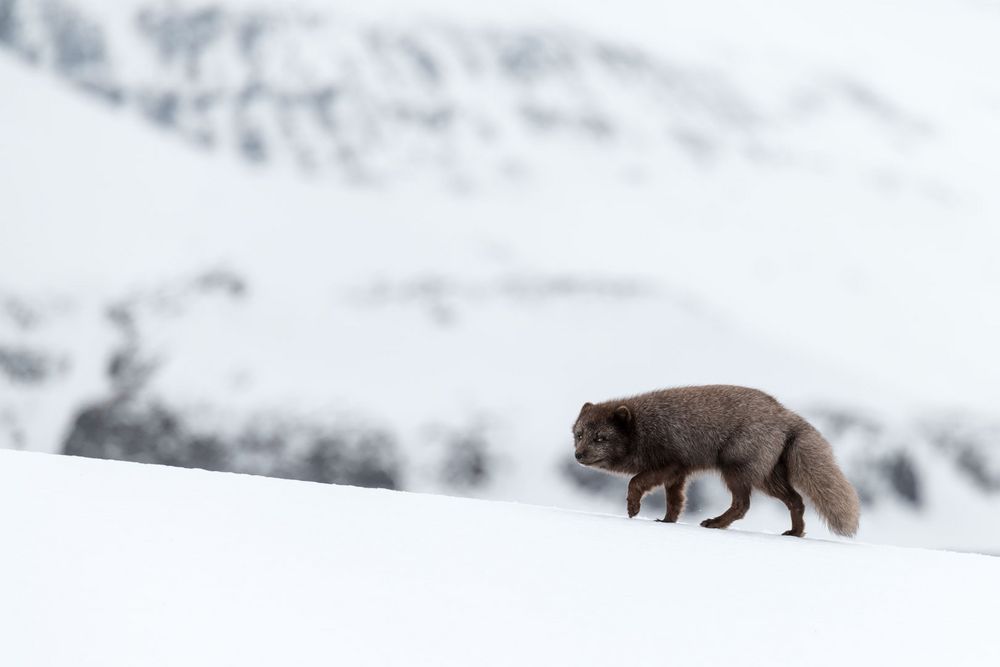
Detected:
left=572, top=385, right=860, bottom=537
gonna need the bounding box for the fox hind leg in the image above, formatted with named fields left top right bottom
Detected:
left=700, top=470, right=751, bottom=530
left=760, top=461, right=806, bottom=537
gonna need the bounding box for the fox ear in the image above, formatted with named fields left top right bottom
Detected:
left=613, top=405, right=631, bottom=424
left=580, top=402, right=593, bottom=413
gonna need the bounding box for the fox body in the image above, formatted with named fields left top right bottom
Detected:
left=572, top=385, right=860, bottom=537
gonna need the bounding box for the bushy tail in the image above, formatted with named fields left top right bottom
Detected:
left=787, top=424, right=860, bottom=537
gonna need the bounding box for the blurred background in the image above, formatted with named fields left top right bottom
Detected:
left=2, top=0, right=998, bottom=552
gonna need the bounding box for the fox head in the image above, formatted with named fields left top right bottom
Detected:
left=572, top=402, right=633, bottom=471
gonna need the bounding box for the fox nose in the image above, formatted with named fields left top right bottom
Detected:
left=575, top=451, right=584, bottom=461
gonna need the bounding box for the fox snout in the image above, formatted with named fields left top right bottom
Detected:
left=575, top=449, right=604, bottom=466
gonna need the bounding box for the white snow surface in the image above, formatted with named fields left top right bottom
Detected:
left=2, top=449, right=998, bottom=667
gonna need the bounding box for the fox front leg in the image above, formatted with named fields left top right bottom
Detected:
left=659, top=474, right=688, bottom=523
left=626, top=469, right=674, bottom=518
left=626, top=484, right=642, bottom=518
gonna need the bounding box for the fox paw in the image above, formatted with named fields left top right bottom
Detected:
left=700, top=517, right=727, bottom=529
left=782, top=529, right=805, bottom=538
left=627, top=498, right=640, bottom=518
left=656, top=517, right=677, bottom=523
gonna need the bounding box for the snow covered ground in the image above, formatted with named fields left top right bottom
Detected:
left=2, top=0, right=1000, bottom=553
left=1, top=449, right=998, bottom=666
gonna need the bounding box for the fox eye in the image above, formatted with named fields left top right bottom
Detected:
left=574, top=433, right=582, bottom=440
left=595, top=436, right=606, bottom=443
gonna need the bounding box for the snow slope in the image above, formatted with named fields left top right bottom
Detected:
left=1, top=449, right=998, bottom=666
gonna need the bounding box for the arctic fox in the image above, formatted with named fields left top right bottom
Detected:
left=572, top=385, right=860, bottom=537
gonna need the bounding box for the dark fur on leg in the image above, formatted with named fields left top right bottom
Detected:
left=657, top=475, right=688, bottom=523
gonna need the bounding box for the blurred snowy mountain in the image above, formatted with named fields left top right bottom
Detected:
left=0, top=0, right=941, bottom=185
left=2, top=0, right=999, bottom=552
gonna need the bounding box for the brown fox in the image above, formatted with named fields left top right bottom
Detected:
left=572, top=385, right=860, bottom=537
